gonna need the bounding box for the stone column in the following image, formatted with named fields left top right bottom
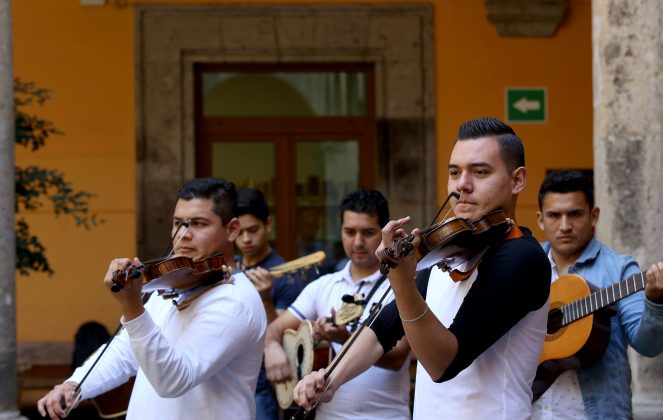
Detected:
left=0, top=2, right=25, bottom=419
left=593, top=0, right=663, bottom=418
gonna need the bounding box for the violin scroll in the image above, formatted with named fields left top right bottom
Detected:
left=110, top=265, right=143, bottom=292
left=379, top=236, right=414, bottom=275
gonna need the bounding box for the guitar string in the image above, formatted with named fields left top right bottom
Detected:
left=560, top=271, right=647, bottom=325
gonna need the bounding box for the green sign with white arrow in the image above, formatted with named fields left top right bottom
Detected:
left=505, top=87, right=547, bottom=123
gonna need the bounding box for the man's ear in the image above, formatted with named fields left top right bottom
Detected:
left=511, top=166, right=527, bottom=195
left=536, top=210, right=545, bottom=231
left=226, top=217, right=241, bottom=242
left=265, top=216, right=273, bottom=235
left=591, top=206, right=600, bottom=229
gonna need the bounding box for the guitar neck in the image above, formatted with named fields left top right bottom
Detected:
left=562, top=271, right=648, bottom=325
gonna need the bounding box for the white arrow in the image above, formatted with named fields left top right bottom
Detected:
left=513, top=97, right=541, bottom=113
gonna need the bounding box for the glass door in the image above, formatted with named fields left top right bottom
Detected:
left=295, top=140, right=359, bottom=272
left=195, top=63, right=376, bottom=266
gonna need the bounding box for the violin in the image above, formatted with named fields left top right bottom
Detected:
left=110, top=253, right=231, bottom=296
left=379, top=208, right=514, bottom=280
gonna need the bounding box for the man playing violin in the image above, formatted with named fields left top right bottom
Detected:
left=264, top=189, right=412, bottom=419
left=532, top=170, right=663, bottom=420
left=235, top=187, right=305, bottom=420
left=293, top=117, right=551, bottom=418
left=37, top=178, right=267, bottom=419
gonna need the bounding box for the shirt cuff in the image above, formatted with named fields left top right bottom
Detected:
left=288, top=306, right=306, bottom=321
left=645, top=297, right=663, bottom=314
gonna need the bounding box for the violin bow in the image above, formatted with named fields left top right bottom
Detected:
left=64, top=221, right=191, bottom=415
left=289, top=285, right=395, bottom=420
left=290, top=193, right=460, bottom=418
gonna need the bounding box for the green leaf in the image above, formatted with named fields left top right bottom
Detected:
left=14, top=79, right=102, bottom=276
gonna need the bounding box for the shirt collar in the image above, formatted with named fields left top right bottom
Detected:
left=546, top=248, right=559, bottom=281
left=542, top=236, right=600, bottom=272
left=574, top=236, right=601, bottom=265
left=336, top=260, right=382, bottom=285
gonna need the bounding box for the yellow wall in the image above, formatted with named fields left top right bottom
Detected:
left=13, top=0, right=592, bottom=342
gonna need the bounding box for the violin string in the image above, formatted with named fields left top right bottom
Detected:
left=428, top=192, right=461, bottom=226
left=165, top=220, right=191, bottom=258
left=440, top=198, right=460, bottom=222
left=418, top=192, right=461, bottom=236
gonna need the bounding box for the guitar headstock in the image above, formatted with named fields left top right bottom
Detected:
left=333, top=303, right=364, bottom=325
left=269, top=251, right=326, bottom=279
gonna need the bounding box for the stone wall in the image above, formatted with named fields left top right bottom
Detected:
left=593, top=0, right=663, bottom=418
left=136, top=4, right=436, bottom=259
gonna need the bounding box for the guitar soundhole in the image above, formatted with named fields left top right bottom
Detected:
left=297, top=344, right=304, bottom=364
left=547, top=308, right=564, bottom=334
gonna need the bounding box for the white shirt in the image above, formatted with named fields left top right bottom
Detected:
left=289, top=262, right=411, bottom=420
left=413, top=267, right=549, bottom=420
left=69, top=273, right=267, bottom=420
left=531, top=251, right=588, bottom=420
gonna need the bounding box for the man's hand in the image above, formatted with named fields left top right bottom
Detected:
left=37, top=381, right=79, bottom=419
left=293, top=368, right=335, bottom=411
left=264, top=340, right=294, bottom=383
left=103, top=257, right=145, bottom=321
left=245, top=267, right=274, bottom=301
left=645, top=262, right=663, bottom=304
left=314, top=314, right=351, bottom=344
left=375, top=217, right=420, bottom=291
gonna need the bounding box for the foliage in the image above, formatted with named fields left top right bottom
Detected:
left=14, top=79, right=100, bottom=276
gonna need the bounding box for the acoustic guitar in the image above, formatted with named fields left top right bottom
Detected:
left=275, top=320, right=331, bottom=410
left=274, top=302, right=364, bottom=410
left=533, top=271, right=649, bottom=401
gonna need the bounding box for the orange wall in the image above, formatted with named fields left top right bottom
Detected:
left=13, top=0, right=592, bottom=342
left=436, top=0, right=593, bottom=235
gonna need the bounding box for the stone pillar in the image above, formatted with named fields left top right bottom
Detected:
left=0, top=2, right=25, bottom=419
left=593, top=0, right=663, bottom=418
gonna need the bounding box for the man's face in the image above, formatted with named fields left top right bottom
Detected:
left=537, top=191, right=599, bottom=261
left=237, top=214, right=271, bottom=260
left=341, top=211, right=382, bottom=270
left=171, top=198, right=238, bottom=261
left=447, top=137, right=523, bottom=220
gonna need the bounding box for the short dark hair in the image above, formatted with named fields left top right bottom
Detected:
left=538, top=170, right=594, bottom=209
left=176, top=178, right=238, bottom=225
left=457, top=117, right=525, bottom=171
left=237, top=188, right=269, bottom=223
left=339, top=189, right=389, bottom=228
